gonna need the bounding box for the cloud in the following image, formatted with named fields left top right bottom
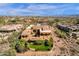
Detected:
left=0, top=3, right=79, bottom=16
left=0, top=3, right=69, bottom=16
left=0, top=3, right=8, bottom=6
left=27, top=4, right=57, bottom=10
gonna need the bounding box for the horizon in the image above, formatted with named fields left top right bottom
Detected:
left=0, top=3, right=79, bottom=16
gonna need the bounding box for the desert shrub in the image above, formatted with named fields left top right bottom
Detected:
left=10, top=19, right=16, bottom=23
left=49, top=37, right=53, bottom=47
left=55, top=28, right=67, bottom=39
left=76, top=19, right=79, bottom=24
left=15, top=39, right=27, bottom=53
left=8, top=32, right=20, bottom=49
left=2, top=49, right=16, bottom=56
left=0, top=19, right=5, bottom=25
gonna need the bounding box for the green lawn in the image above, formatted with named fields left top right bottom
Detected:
left=28, top=40, right=53, bottom=51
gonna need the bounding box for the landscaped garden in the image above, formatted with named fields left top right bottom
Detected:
left=28, top=39, right=53, bottom=51
left=15, top=38, right=53, bottom=53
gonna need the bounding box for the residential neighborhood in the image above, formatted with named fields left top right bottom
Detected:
left=0, top=3, right=79, bottom=56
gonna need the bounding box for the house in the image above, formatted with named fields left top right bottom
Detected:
left=21, top=24, right=52, bottom=41
left=57, top=24, right=70, bottom=32
left=40, top=29, right=51, bottom=35
left=57, top=24, right=79, bottom=32
left=71, top=32, right=79, bottom=39
left=32, top=24, right=51, bottom=35
left=70, top=32, right=79, bottom=43
left=21, top=29, right=32, bottom=37
left=0, top=24, right=23, bottom=32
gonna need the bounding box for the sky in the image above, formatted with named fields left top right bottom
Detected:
left=0, top=3, right=79, bottom=16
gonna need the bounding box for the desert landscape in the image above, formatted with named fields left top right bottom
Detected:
left=0, top=3, right=79, bottom=56
left=0, top=16, right=79, bottom=56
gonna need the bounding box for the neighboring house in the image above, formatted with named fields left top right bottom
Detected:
left=57, top=24, right=70, bottom=32
left=0, top=24, right=23, bottom=32
left=57, top=24, right=79, bottom=32
left=71, top=32, right=79, bottom=39
left=70, top=32, right=79, bottom=44
left=57, top=24, right=79, bottom=46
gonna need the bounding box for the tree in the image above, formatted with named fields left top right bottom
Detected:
left=76, top=19, right=79, bottom=24
left=44, top=40, right=49, bottom=46
left=15, top=39, right=27, bottom=53
left=49, top=37, right=53, bottom=47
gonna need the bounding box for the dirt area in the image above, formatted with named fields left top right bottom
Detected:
left=0, top=43, right=10, bottom=53
left=17, top=51, right=50, bottom=56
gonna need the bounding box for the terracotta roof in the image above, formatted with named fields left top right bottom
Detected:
left=21, top=29, right=32, bottom=36
left=0, top=24, right=23, bottom=32
left=21, top=24, right=52, bottom=40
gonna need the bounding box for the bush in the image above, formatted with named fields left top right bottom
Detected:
left=33, top=40, right=42, bottom=45
left=15, top=39, right=27, bottom=53
left=49, top=37, right=53, bottom=47
left=2, top=49, right=16, bottom=56
left=55, top=28, right=67, bottom=39
left=44, top=40, right=49, bottom=46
